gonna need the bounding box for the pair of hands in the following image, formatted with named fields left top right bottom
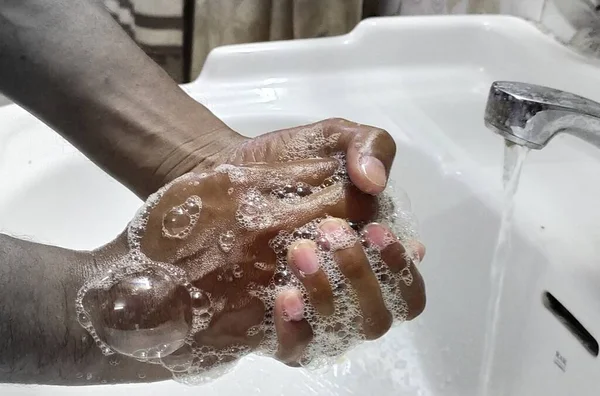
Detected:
left=83, top=118, right=426, bottom=374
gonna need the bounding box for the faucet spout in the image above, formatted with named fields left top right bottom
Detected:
left=484, top=81, right=600, bottom=150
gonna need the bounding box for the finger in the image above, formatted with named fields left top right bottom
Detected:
left=286, top=240, right=335, bottom=316
left=274, top=289, right=312, bottom=365
left=321, top=118, right=396, bottom=196
left=266, top=118, right=395, bottom=195
left=274, top=183, right=378, bottom=231
left=320, top=218, right=392, bottom=339
left=362, top=223, right=426, bottom=320
left=222, top=158, right=341, bottom=192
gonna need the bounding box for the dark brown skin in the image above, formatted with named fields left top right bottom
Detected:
left=0, top=0, right=426, bottom=385
left=87, top=157, right=425, bottom=370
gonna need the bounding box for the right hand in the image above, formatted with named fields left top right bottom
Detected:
left=81, top=157, right=425, bottom=377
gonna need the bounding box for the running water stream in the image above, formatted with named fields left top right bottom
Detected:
left=478, top=141, right=530, bottom=395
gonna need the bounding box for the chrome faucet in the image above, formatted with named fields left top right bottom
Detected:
left=484, top=81, right=600, bottom=149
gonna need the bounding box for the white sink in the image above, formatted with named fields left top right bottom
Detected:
left=2, top=15, right=600, bottom=396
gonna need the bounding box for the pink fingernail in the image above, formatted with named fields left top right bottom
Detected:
left=363, top=223, right=396, bottom=249
left=290, top=241, right=319, bottom=275
left=360, top=156, right=387, bottom=190
left=319, top=218, right=344, bottom=233
left=282, top=289, right=304, bottom=321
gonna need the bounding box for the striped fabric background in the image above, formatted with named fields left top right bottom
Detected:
left=103, top=0, right=194, bottom=82
left=100, top=1, right=506, bottom=84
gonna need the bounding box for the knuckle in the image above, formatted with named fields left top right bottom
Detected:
left=339, top=254, right=367, bottom=279
left=325, top=117, right=350, bottom=126
left=323, top=117, right=355, bottom=134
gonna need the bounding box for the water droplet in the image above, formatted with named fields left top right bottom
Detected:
left=400, top=267, right=413, bottom=285
left=199, top=312, right=211, bottom=320
left=75, top=372, right=83, bottom=379
left=254, top=262, right=268, bottom=271
left=352, top=316, right=363, bottom=326
left=184, top=197, right=201, bottom=215
left=196, top=354, right=218, bottom=369
left=146, top=347, right=161, bottom=359
left=137, top=372, right=146, bottom=379
left=321, top=177, right=334, bottom=188
left=218, top=231, right=235, bottom=253
left=77, top=312, right=91, bottom=326
left=316, top=237, right=330, bottom=251
left=239, top=202, right=259, bottom=216
left=270, top=240, right=287, bottom=255
left=246, top=325, right=261, bottom=336
left=191, top=290, right=210, bottom=310
left=296, top=184, right=311, bottom=197
left=274, top=189, right=286, bottom=199
left=133, top=350, right=148, bottom=361
left=301, top=231, right=313, bottom=239
left=86, top=373, right=93, bottom=380
left=161, top=344, right=193, bottom=372
left=273, top=271, right=290, bottom=286
left=162, top=207, right=191, bottom=237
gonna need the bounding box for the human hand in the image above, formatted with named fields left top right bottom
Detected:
left=168, top=117, right=399, bottom=197
left=78, top=156, right=425, bottom=381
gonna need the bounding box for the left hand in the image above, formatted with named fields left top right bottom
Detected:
left=163, top=117, right=398, bottom=198
left=225, top=118, right=397, bottom=196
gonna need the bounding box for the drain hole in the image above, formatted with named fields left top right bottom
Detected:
left=543, top=291, right=599, bottom=357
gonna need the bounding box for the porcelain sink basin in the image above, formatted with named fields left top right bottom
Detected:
left=1, top=15, right=600, bottom=396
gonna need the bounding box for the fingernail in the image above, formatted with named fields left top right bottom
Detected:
left=409, top=240, right=426, bottom=262
left=363, top=223, right=396, bottom=249
left=319, top=219, right=356, bottom=251
left=282, top=289, right=304, bottom=321
left=290, top=240, right=319, bottom=275
left=360, top=156, right=387, bottom=189
left=319, top=218, right=344, bottom=233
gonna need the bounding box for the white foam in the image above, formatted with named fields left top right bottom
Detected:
left=76, top=151, right=420, bottom=383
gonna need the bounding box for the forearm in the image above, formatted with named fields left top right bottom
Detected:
left=0, top=0, right=239, bottom=198
left=0, top=233, right=170, bottom=384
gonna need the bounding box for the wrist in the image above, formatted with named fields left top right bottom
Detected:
left=153, top=120, right=248, bottom=192
left=100, top=90, right=245, bottom=198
